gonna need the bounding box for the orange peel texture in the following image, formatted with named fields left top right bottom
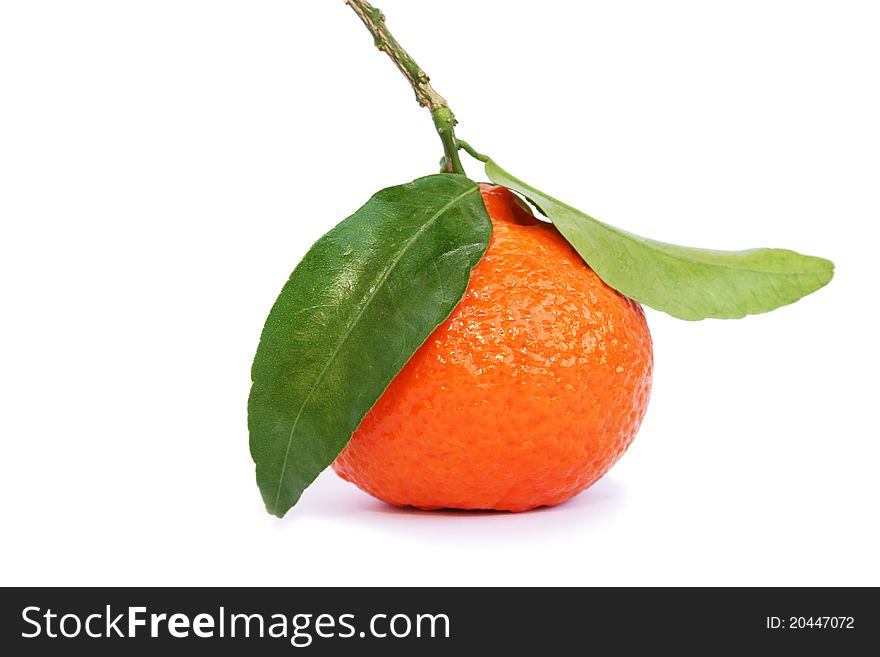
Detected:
left=333, top=185, right=653, bottom=511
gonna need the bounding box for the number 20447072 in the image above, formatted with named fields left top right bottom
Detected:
left=766, top=617, right=854, bottom=630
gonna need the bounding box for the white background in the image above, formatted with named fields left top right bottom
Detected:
left=2, top=1, right=878, bottom=587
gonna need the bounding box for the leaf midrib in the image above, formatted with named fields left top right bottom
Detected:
left=527, top=189, right=829, bottom=278
left=268, top=185, right=479, bottom=514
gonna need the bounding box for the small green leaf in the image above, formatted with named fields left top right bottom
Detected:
left=485, top=159, right=833, bottom=320
left=249, top=174, right=491, bottom=517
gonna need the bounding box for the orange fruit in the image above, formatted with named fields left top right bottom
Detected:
left=333, top=184, right=653, bottom=511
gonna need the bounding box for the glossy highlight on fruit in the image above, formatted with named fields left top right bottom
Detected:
left=333, top=185, right=653, bottom=511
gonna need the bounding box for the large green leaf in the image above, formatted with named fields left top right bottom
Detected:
left=486, top=159, right=833, bottom=320
left=249, top=174, right=491, bottom=517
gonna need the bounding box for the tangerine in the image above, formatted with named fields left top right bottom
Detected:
left=333, top=184, right=653, bottom=511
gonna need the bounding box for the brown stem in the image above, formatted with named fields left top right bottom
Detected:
left=344, top=0, right=466, bottom=175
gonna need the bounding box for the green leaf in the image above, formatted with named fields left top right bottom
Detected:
left=249, top=174, right=491, bottom=517
left=485, top=159, right=834, bottom=320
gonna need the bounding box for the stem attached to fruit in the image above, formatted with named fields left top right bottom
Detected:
left=344, top=0, right=466, bottom=175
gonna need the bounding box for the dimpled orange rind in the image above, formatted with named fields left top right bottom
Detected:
left=332, top=184, right=653, bottom=511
